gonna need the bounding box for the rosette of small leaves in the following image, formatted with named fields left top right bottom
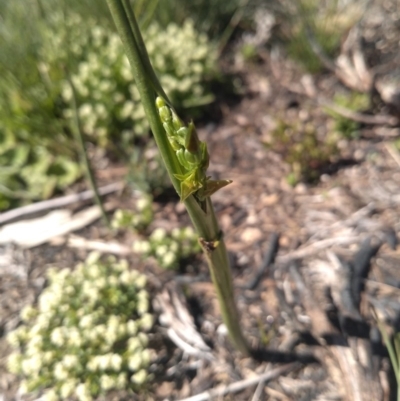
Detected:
left=6, top=253, right=154, bottom=401
left=0, top=125, right=81, bottom=210
left=132, top=227, right=201, bottom=270
left=53, top=13, right=217, bottom=149
left=112, top=194, right=153, bottom=231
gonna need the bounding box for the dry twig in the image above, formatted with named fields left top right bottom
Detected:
left=65, top=235, right=131, bottom=255
left=155, top=287, right=214, bottom=361
left=318, top=98, right=398, bottom=126
left=269, top=54, right=398, bottom=127
left=177, top=363, right=299, bottom=401
left=384, top=142, right=400, bottom=168
left=277, top=236, right=360, bottom=264
left=0, top=182, right=123, bottom=225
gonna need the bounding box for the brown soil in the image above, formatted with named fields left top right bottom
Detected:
left=1, top=12, right=400, bottom=401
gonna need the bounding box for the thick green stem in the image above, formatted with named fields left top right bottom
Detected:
left=106, top=0, right=250, bottom=355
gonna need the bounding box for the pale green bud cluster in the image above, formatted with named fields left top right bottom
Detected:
left=132, top=226, right=200, bottom=270
left=6, top=253, right=154, bottom=400
left=112, top=194, right=153, bottom=231
left=40, top=12, right=217, bottom=149
left=147, top=20, right=217, bottom=106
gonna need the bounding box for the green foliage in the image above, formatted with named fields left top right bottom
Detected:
left=281, top=0, right=364, bottom=73
left=0, top=126, right=80, bottom=210
left=239, top=42, right=259, bottom=62
left=112, top=194, right=153, bottom=231
left=0, top=1, right=218, bottom=210
left=0, top=4, right=80, bottom=210
left=7, top=253, right=153, bottom=401
left=327, top=92, right=370, bottom=139
left=153, top=0, right=264, bottom=39
left=265, top=120, right=339, bottom=184
left=285, top=23, right=339, bottom=73
left=133, top=227, right=201, bottom=270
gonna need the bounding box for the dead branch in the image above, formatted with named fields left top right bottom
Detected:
left=268, top=51, right=398, bottom=127
left=277, top=236, right=361, bottom=264
left=0, top=182, right=124, bottom=225
left=318, top=98, right=398, bottom=126
left=305, top=22, right=372, bottom=92
left=155, top=287, right=214, bottom=361
left=65, top=235, right=131, bottom=255
left=384, top=142, right=400, bottom=168
left=177, top=363, right=299, bottom=401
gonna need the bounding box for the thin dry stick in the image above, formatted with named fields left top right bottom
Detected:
left=66, top=235, right=131, bottom=255
left=304, top=83, right=397, bottom=126
left=177, top=363, right=299, bottom=401
left=267, top=52, right=399, bottom=127
left=276, top=236, right=360, bottom=263
left=218, top=0, right=250, bottom=55
left=166, top=328, right=214, bottom=361
left=318, top=98, right=399, bottom=126
left=305, top=17, right=372, bottom=92
left=0, top=182, right=123, bottom=225
left=384, top=142, right=400, bottom=168
left=251, top=364, right=291, bottom=401
left=365, top=279, right=400, bottom=294
left=251, top=364, right=270, bottom=401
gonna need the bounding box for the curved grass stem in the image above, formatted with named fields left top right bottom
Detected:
left=69, top=78, right=111, bottom=229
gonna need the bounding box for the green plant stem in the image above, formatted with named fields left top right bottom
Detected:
left=395, top=334, right=400, bottom=401
left=69, top=78, right=111, bottom=229
left=106, top=0, right=250, bottom=355
left=374, top=309, right=400, bottom=400
left=218, top=0, right=250, bottom=55
left=377, top=318, right=399, bottom=374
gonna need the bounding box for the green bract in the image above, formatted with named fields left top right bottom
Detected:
left=132, top=226, right=201, bottom=270
left=156, top=97, right=231, bottom=201
left=6, top=253, right=154, bottom=401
